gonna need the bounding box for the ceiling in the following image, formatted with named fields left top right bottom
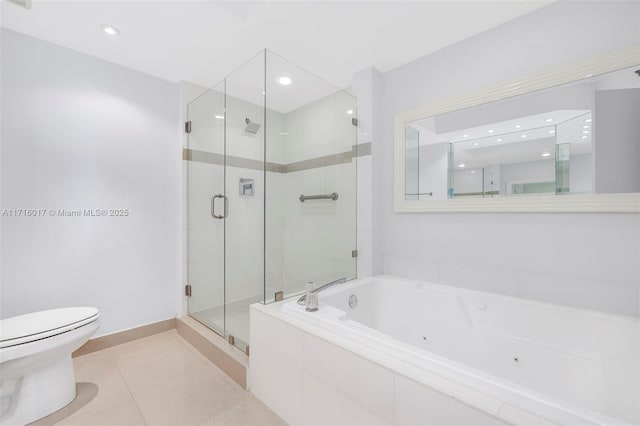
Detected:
left=0, top=0, right=554, bottom=93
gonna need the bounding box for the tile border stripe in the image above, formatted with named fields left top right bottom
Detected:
left=183, top=142, right=371, bottom=173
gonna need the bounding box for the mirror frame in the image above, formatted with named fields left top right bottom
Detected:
left=394, top=44, right=640, bottom=213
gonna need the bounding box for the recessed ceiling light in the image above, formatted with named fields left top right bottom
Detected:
left=472, top=142, right=479, bottom=146
left=470, top=170, right=477, bottom=174
left=462, top=134, right=469, bottom=138
left=214, top=115, right=224, bottom=120
left=582, top=135, right=588, bottom=139
left=549, top=130, right=555, bottom=134
left=521, top=134, right=527, bottom=138
left=584, top=74, right=593, bottom=78
left=457, top=163, right=466, bottom=168
left=515, top=124, right=522, bottom=129
left=583, top=130, right=590, bottom=134
left=347, top=109, right=353, bottom=115
left=583, top=125, right=590, bottom=129
left=496, top=138, right=503, bottom=142
left=487, top=129, right=494, bottom=133
left=100, top=24, right=120, bottom=37
left=541, top=152, right=551, bottom=157
left=545, top=118, right=554, bottom=122
left=262, top=91, right=266, bottom=95
left=278, top=76, right=292, bottom=86
left=585, top=118, right=592, bottom=123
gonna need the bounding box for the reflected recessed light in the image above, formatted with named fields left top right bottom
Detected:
left=583, top=130, right=590, bottom=134
left=457, top=163, right=466, bottom=168
left=585, top=118, right=592, bottom=123
left=583, top=125, right=590, bottom=129
left=584, top=74, right=593, bottom=78
left=101, top=24, right=120, bottom=37
left=496, top=138, right=503, bottom=142
left=262, top=91, right=266, bottom=95
left=472, top=142, right=479, bottom=146
left=278, top=76, right=292, bottom=86
left=545, top=118, right=554, bottom=122
left=470, top=170, right=477, bottom=174
left=515, top=124, right=522, bottom=129
left=549, top=130, right=555, bottom=134
left=582, top=135, right=588, bottom=139
left=214, top=115, right=224, bottom=120
left=487, top=129, right=494, bottom=133
left=521, top=134, right=527, bottom=138
left=541, top=152, right=551, bottom=157
left=279, top=132, right=289, bottom=135
left=347, top=109, right=353, bottom=115
left=462, top=134, right=469, bottom=138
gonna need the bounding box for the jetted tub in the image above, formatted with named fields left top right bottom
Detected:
left=276, top=276, right=639, bottom=425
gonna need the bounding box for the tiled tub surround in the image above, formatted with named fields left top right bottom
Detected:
left=250, top=276, right=640, bottom=426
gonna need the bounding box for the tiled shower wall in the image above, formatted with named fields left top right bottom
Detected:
left=274, top=91, right=357, bottom=297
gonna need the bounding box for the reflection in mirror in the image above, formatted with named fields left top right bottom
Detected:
left=404, top=66, right=640, bottom=201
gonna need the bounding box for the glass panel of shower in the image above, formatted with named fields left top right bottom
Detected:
left=185, top=50, right=357, bottom=353
left=186, top=80, right=226, bottom=336
left=224, top=53, right=266, bottom=353
left=264, top=50, right=357, bottom=302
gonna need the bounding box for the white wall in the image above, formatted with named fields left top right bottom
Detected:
left=594, top=88, right=640, bottom=193
left=0, top=29, right=180, bottom=336
left=570, top=153, right=592, bottom=194
left=378, top=1, right=640, bottom=316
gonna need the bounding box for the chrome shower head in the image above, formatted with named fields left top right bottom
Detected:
left=244, top=118, right=261, bottom=134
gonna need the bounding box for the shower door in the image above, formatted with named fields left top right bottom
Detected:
left=185, top=52, right=266, bottom=353
left=185, top=81, right=227, bottom=336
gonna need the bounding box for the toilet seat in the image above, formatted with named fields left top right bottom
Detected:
left=0, top=307, right=99, bottom=349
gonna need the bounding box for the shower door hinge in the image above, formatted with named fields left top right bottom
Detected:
left=351, top=117, right=358, bottom=127
left=184, top=284, right=192, bottom=297
left=184, top=121, right=192, bottom=134
left=352, top=250, right=358, bottom=258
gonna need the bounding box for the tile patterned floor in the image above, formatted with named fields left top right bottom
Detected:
left=31, top=331, right=285, bottom=426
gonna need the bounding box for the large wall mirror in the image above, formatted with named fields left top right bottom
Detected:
left=394, top=46, right=640, bottom=212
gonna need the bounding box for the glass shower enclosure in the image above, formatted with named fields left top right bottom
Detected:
left=185, top=50, right=357, bottom=352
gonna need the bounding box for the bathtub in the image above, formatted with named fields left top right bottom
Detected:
left=250, top=276, right=639, bottom=425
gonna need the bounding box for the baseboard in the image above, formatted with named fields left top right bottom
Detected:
left=176, top=316, right=248, bottom=389
left=72, top=318, right=176, bottom=357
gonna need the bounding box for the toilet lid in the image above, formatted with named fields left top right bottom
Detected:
left=0, top=307, right=99, bottom=348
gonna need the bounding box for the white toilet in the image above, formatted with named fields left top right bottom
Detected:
left=0, top=307, right=100, bottom=426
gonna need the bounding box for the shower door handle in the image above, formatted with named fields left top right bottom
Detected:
left=211, top=194, right=228, bottom=219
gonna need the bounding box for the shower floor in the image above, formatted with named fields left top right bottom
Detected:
left=190, top=295, right=263, bottom=349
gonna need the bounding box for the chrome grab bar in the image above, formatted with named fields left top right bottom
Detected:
left=297, top=277, right=347, bottom=305
left=299, top=192, right=338, bottom=202
left=211, top=194, right=228, bottom=219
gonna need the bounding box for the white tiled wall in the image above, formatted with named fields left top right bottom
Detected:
left=250, top=308, right=506, bottom=426
left=278, top=161, right=357, bottom=296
